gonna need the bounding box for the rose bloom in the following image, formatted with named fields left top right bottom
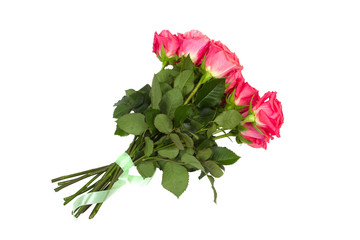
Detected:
left=241, top=123, right=270, bottom=149
left=225, top=70, right=245, bottom=94
left=177, top=30, right=210, bottom=65
left=153, top=30, right=179, bottom=58
left=204, top=41, right=243, bottom=78
left=234, top=81, right=260, bottom=108
left=241, top=91, right=284, bottom=149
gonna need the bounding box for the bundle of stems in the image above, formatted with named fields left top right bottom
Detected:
left=52, top=136, right=144, bottom=218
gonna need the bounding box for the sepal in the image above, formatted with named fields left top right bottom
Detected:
left=225, top=90, right=248, bottom=111
left=157, top=44, right=180, bottom=67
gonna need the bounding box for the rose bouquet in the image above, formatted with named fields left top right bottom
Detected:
left=52, top=30, right=284, bottom=219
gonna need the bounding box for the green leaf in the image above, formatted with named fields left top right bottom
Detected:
left=156, top=160, right=166, bottom=170
left=154, top=69, right=175, bottom=83
left=139, top=84, right=151, bottom=94
left=196, top=148, right=212, bottom=161
left=180, top=55, right=195, bottom=71
left=145, top=109, right=160, bottom=135
left=114, top=96, right=130, bottom=107
left=150, top=76, right=162, bottom=110
left=196, top=108, right=216, bottom=124
left=125, top=89, right=136, bottom=96
left=133, top=96, right=150, bottom=113
left=161, top=162, right=189, bottom=198
left=174, top=70, right=195, bottom=95
left=114, top=126, right=129, bottom=137
left=214, top=110, right=242, bottom=129
left=190, top=119, right=203, bottom=131
left=195, top=78, right=225, bottom=108
left=178, top=132, right=194, bottom=148
left=181, top=153, right=205, bottom=172
left=144, top=137, right=154, bottom=157
left=184, top=148, right=195, bottom=156
left=198, top=171, right=206, bottom=180
left=129, top=92, right=144, bottom=108
left=207, top=175, right=218, bottom=203
left=196, top=138, right=215, bottom=151
left=113, top=104, right=132, bottom=118
left=170, top=133, right=184, bottom=150
left=212, top=147, right=240, bottom=165
left=137, top=162, right=156, bottom=178
left=158, top=146, right=179, bottom=159
left=116, top=113, right=147, bottom=135
left=179, top=148, right=195, bottom=162
left=160, top=88, right=183, bottom=119
left=207, top=124, right=217, bottom=138
left=154, top=114, right=173, bottom=134
left=155, top=135, right=167, bottom=146
left=160, top=82, right=172, bottom=95
left=218, top=164, right=225, bottom=171
left=174, top=105, right=193, bottom=127
left=203, top=161, right=223, bottom=178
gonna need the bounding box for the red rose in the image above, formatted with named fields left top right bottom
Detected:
left=153, top=30, right=180, bottom=59
left=204, top=41, right=243, bottom=78
left=177, top=30, right=210, bottom=65
left=241, top=92, right=284, bottom=149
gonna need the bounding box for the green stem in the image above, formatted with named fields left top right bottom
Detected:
left=130, top=135, right=143, bottom=156
left=213, top=134, right=234, bottom=140
left=126, top=135, right=138, bottom=155
left=184, top=72, right=212, bottom=105
left=54, top=174, right=97, bottom=192
left=161, top=61, right=168, bottom=70
left=212, top=129, right=224, bottom=135
left=133, top=141, right=177, bottom=166
left=51, top=165, right=110, bottom=183
left=184, top=80, right=202, bottom=105
left=131, top=128, right=148, bottom=156
left=64, top=183, right=95, bottom=204
left=144, top=157, right=185, bottom=165
left=181, top=124, right=199, bottom=140
left=63, top=173, right=102, bottom=205
left=154, top=143, right=174, bottom=151
left=74, top=164, right=118, bottom=218
left=89, top=167, right=123, bottom=219
left=131, top=154, right=147, bottom=166
left=56, top=167, right=108, bottom=186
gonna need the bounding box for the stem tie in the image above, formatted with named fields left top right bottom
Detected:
left=72, top=153, right=152, bottom=215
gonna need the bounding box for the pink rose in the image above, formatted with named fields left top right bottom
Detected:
left=153, top=30, right=180, bottom=59
left=241, top=123, right=269, bottom=149
left=234, top=82, right=260, bottom=107
left=177, top=30, right=210, bottom=65
left=204, top=41, right=243, bottom=78
left=241, top=92, right=284, bottom=149
left=253, top=91, right=284, bottom=138
left=225, top=70, right=245, bottom=94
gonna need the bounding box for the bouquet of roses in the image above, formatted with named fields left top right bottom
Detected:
left=52, top=30, right=284, bottom=219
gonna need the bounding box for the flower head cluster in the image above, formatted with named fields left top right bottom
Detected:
left=153, top=30, right=284, bottom=149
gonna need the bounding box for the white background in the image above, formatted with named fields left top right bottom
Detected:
left=1, top=0, right=359, bottom=239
